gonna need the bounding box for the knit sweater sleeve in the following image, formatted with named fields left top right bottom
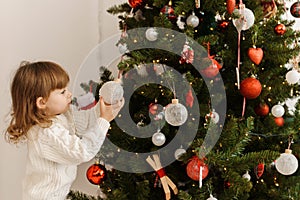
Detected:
left=36, top=118, right=110, bottom=165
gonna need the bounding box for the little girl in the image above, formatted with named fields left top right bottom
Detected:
left=5, top=61, right=124, bottom=200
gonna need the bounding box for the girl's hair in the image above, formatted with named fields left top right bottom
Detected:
left=6, top=61, right=70, bottom=143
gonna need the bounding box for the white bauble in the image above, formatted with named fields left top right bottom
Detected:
left=242, top=171, right=251, bottom=181
left=165, top=99, right=188, bottom=126
left=118, top=43, right=128, bottom=54
left=210, top=111, right=220, bottom=124
left=99, top=81, right=124, bottom=105
left=232, top=6, right=255, bottom=32
left=152, top=131, right=166, bottom=146
left=275, top=149, right=298, bottom=175
left=186, top=12, right=200, bottom=28
left=271, top=104, right=285, bottom=117
left=174, top=147, right=186, bottom=160
left=145, top=27, right=158, bottom=41
left=207, top=194, right=218, bottom=200
left=286, top=69, right=300, bottom=84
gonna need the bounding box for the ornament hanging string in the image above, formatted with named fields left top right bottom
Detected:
left=236, top=0, right=244, bottom=90
left=146, top=154, right=178, bottom=200
left=199, top=166, right=203, bottom=188
left=195, top=0, right=200, bottom=9
left=242, top=96, right=246, bottom=116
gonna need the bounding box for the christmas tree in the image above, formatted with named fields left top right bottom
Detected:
left=69, top=0, right=300, bottom=199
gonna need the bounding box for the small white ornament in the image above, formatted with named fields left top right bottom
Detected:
left=99, top=80, right=124, bottom=105
left=209, top=110, right=220, bottom=124
left=242, top=171, right=251, bottom=181
left=174, top=146, right=186, bottom=160
left=207, top=194, right=218, bottom=200
left=145, top=27, right=158, bottom=41
left=285, top=96, right=300, bottom=115
left=118, top=43, right=128, bottom=54
left=275, top=149, right=298, bottom=175
left=232, top=4, right=255, bottom=32
left=165, top=99, right=188, bottom=126
left=271, top=104, right=285, bottom=117
left=176, top=15, right=185, bottom=30
left=286, top=69, right=300, bottom=84
left=152, top=131, right=166, bottom=146
left=186, top=12, right=200, bottom=28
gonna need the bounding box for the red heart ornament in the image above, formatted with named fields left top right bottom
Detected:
left=248, top=47, right=263, bottom=65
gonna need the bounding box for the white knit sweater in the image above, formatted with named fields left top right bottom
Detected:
left=22, top=104, right=110, bottom=200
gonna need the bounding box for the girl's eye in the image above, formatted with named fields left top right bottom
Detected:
left=61, top=89, right=66, bottom=94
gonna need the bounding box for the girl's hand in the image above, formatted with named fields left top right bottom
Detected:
left=99, top=97, right=124, bottom=122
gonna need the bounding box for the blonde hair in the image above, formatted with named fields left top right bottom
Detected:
left=6, top=61, right=70, bottom=143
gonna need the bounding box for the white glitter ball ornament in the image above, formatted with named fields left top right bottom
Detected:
left=145, top=27, right=158, bottom=41
left=186, top=12, right=200, bottom=28
left=165, top=99, right=188, bottom=126
left=232, top=4, right=255, bottom=32
left=271, top=104, right=285, bottom=117
left=152, top=131, right=166, bottom=146
left=286, top=69, right=300, bottom=84
left=275, top=149, right=298, bottom=175
left=99, top=80, right=124, bottom=105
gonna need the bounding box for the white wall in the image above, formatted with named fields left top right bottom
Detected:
left=0, top=0, right=123, bottom=199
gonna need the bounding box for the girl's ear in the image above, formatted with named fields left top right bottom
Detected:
left=36, top=97, right=47, bottom=109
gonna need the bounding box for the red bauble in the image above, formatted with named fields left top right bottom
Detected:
left=290, top=2, right=300, bottom=18
left=218, top=20, right=230, bottom=29
left=86, top=163, right=107, bottom=185
left=201, top=59, right=222, bottom=78
left=224, top=180, right=231, bottom=189
left=160, top=2, right=176, bottom=20
left=254, top=163, right=264, bottom=179
left=248, top=47, right=264, bottom=65
left=128, top=0, right=143, bottom=8
left=226, top=0, right=236, bottom=14
left=186, top=156, right=209, bottom=181
left=254, top=103, right=269, bottom=116
left=274, top=117, right=284, bottom=127
left=240, top=77, right=262, bottom=99
left=149, top=103, right=158, bottom=115
left=274, top=23, right=286, bottom=35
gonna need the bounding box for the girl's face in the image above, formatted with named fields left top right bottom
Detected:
left=44, top=87, right=72, bottom=115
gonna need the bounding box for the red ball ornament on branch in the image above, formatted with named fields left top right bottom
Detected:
left=290, top=2, right=300, bottom=18
left=254, top=103, right=269, bottom=116
left=128, top=0, right=143, bottom=8
left=274, top=117, right=284, bottom=127
left=160, top=1, right=176, bottom=20
left=240, top=77, right=262, bottom=99
left=86, top=163, right=107, bottom=185
left=274, top=23, right=286, bottom=35
left=186, top=156, right=209, bottom=181
left=201, top=58, right=222, bottom=78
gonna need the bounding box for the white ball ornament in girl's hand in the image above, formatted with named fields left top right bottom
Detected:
left=99, top=80, right=124, bottom=105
